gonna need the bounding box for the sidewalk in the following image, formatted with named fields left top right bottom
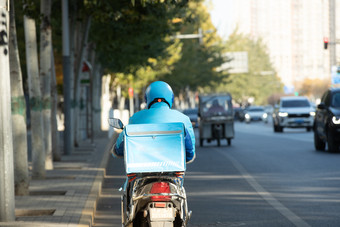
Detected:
left=0, top=131, right=113, bottom=227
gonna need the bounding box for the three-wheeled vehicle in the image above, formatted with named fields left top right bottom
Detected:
left=198, top=94, right=234, bottom=146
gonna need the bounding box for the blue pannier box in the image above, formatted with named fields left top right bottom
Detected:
left=123, top=122, right=186, bottom=174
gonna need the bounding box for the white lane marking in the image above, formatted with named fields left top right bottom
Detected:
left=217, top=149, right=310, bottom=227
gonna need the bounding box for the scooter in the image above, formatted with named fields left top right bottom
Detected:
left=109, top=118, right=192, bottom=227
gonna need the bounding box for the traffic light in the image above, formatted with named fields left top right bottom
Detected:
left=324, top=37, right=328, bottom=49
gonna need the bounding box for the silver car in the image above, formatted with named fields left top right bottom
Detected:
left=272, top=96, right=315, bottom=132
left=244, top=106, right=268, bottom=123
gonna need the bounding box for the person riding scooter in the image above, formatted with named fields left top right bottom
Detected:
left=112, top=80, right=196, bottom=163
left=111, top=81, right=195, bottom=226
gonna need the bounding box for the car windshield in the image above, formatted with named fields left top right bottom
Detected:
left=200, top=95, right=232, bottom=116
left=247, top=108, right=264, bottom=112
left=281, top=100, right=310, bottom=108
left=332, top=92, right=340, bottom=107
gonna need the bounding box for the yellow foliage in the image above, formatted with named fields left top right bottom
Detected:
left=296, top=78, right=330, bottom=99
left=172, top=18, right=182, bottom=23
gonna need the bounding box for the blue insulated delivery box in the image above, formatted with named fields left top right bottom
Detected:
left=123, top=122, right=186, bottom=174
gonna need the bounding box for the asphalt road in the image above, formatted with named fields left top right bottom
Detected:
left=94, top=120, right=340, bottom=227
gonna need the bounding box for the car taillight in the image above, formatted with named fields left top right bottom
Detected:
left=150, top=182, right=171, bottom=201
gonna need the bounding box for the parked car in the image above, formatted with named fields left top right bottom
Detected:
left=272, top=96, right=315, bottom=132
left=314, top=88, right=340, bottom=153
left=182, top=108, right=199, bottom=127
left=244, top=106, right=268, bottom=123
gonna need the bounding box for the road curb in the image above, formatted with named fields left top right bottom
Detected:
left=78, top=138, right=114, bottom=227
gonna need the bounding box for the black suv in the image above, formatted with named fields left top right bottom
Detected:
left=314, top=88, right=340, bottom=153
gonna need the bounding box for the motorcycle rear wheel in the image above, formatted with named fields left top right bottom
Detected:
left=174, top=217, right=184, bottom=227
left=133, top=212, right=148, bottom=227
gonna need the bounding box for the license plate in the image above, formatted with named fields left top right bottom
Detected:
left=295, top=119, right=304, bottom=124
left=149, top=208, right=174, bottom=221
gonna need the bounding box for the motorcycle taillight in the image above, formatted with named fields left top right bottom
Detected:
left=150, top=182, right=171, bottom=201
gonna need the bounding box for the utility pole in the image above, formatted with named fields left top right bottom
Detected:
left=329, top=0, right=336, bottom=68
left=62, top=0, right=72, bottom=154
left=0, top=0, right=15, bottom=221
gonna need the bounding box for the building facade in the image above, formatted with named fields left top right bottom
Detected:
left=228, top=0, right=340, bottom=88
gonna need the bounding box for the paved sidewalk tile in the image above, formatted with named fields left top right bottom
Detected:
left=0, top=132, right=114, bottom=227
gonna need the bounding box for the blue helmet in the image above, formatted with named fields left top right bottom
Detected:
left=145, top=81, right=174, bottom=109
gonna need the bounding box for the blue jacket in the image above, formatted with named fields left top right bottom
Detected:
left=114, top=102, right=196, bottom=162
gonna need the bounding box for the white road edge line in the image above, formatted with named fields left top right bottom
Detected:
left=217, top=149, right=310, bottom=227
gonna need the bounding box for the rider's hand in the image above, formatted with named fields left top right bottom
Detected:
left=114, top=128, right=123, bottom=134
left=112, top=128, right=123, bottom=142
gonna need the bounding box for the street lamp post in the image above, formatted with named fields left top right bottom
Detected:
left=62, top=0, right=72, bottom=155
left=171, top=28, right=214, bottom=108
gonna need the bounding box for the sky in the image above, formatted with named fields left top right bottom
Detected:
left=207, top=0, right=234, bottom=39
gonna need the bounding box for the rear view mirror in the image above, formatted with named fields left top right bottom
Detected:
left=317, top=103, right=326, bottom=110
left=108, top=118, right=124, bottom=129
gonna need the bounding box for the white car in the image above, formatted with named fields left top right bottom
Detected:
left=272, top=96, right=315, bottom=132
left=244, top=106, right=268, bottom=123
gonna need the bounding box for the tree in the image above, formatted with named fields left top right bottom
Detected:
left=51, top=48, right=61, bottom=161
left=60, top=0, right=177, bottom=146
left=110, top=38, right=183, bottom=110
left=22, top=0, right=186, bottom=149
left=296, top=78, right=330, bottom=101
left=99, top=0, right=227, bottom=109
left=216, top=30, right=283, bottom=106
left=40, top=0, right=53, bottom=169
left=163, top=0, right=227, bottom=94
left=14, top=0, right=222, bottom=153
left=90, top=1, right=189, bottom=74
left=23, top=3, right=46, bottom=178
left=49, top=0, right=92, bottom=149
left=88, top=1, right=190, bottom=111
left=9, top=0, right=29, bottom=195
left=71, top=11, right=92, bottom=146
left=0, top=0, right=15, bottom=220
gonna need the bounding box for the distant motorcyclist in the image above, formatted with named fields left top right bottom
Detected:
left=112, top=81, right=196, bottom=163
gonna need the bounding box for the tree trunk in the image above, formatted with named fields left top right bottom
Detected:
left=0, top=0, right=15, bottom=220
left=40, top=0, right=53, bottom=170
left=73, top=16, right=92, bottom=146
left=24, top=14, right=46, bottom=179
left=51, top=46, right=61, bottom=161
left=9, top=0, right=29, bottom=195
left=88, top=45, right=96, bottom=141
left=69, top=12, right=78, bottom=147
left=101, top=75, right=112, bottom=131
left=92, top=64, right=102, bottom=134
